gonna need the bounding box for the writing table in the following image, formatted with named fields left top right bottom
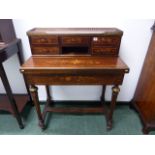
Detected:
left=20, top=28, right=129, bottom=130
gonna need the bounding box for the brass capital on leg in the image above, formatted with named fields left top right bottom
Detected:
left=112, top=86, right=120, bottom=93
left=29, top=85, right=38, bottom=92
left=29, top=85, right=45, bottom=129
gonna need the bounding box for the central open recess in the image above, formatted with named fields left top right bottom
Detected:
left=62, top=46, right=89, bottom=55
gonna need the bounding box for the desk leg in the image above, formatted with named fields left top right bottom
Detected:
left=0, top=63, right=24, bottom=129
left=42, top=85, right=52, bottom=120
left=45, top=85, right=52, bottom=104
left=100, top=85, right=106, bottom=105
left=107, top=85, right=120, bottom=130
left=29, top=85, right=45, bottom=129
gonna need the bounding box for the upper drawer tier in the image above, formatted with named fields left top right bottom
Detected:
left=62, top=36, right=90, bottom=45
left=30, top=36, right=58, bottom=45
left=92, top=36, right=121, bottom=46
left=27, top=28, right=123, bottom=56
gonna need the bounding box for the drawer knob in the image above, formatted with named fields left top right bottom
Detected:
left=93, top=37, right=98, bottom=41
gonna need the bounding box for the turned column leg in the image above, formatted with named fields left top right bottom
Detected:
left=100, top=85, right=106, bottom=105
left=29, top=85, right=45, bottom=129
left=107, top=85, right=120, bottom=130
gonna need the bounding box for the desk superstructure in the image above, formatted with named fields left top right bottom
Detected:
left=21, top=28, right=129, bottom=130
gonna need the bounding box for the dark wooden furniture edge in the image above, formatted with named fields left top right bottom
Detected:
left=0, top=39, right=20, bottom=62
left=151, top=22, right=155, bottom=31
left=0, top=38, right=33, bottom=129
left=0, top=94, right=33, bottom=116
left=131, top=22, right=155, bottom=135
left=130, top=100, right=155, bottom=134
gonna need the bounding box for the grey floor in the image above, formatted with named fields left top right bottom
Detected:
left=0, top=105, right=155, bottom=135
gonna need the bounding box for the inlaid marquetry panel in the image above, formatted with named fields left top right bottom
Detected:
left=25, top=74, right=124, bottom=85
left=92, top=36, right=121, bottom=46
left=31, top=46, right=59, bottom=55
left=92, top=46, right=118, bottom=55
left=30, top=36, right=58, bottom=45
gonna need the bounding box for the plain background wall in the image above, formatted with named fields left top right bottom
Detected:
left=0, top=19, right=154, bottom=101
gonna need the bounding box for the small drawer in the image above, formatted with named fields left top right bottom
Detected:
left=32, top=46, right=59, bottom=55
left=30, top=36, right=58, bottom=45
left=92, top=46, right=118, bottom=55
left=62, top=36, right=89, bottom=45
left=92, top=36, right=120, bottom=45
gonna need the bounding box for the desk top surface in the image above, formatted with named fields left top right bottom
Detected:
left=21, top=56, right=129, bottom=72
left=27, top=28, right=123, bottom=36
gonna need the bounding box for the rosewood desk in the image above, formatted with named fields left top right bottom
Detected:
left=20, top=28, right=129, bottom=130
